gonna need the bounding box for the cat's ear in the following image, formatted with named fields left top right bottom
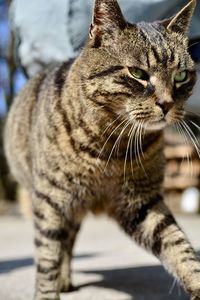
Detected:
left=161, top=0, right=196, bottom=35
left=89, top=0, right=127, bottom=40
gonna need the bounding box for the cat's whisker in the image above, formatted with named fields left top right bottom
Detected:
left=139, top=120, right=145, bottom=159
left=131, top=123, right=139, bottom=170
left=185, top=110, right=200, bottom=120
left=134, top=123, right=142, bottom=171
left=130, top=123, right=138, bottom=177
left=169, top=277, right=177, bottom=295
left=135, top=121, right=147, bottom=175
left=133, top=123, right=141, bottom=173
left=116, top=130, right=123, bottom=157
left=100, top=114, right=122, bottom=139
left=188, top=41, right=200, bottom=49
left=175, top=122, right=193, bottom=178
left=124, top=122, right=136, bottom=180
left=180, top=120, right=200, bottom=159
left=181, top=120, right=200, bottom=147
left=137, top=123, right=142, bottom=167
left=179, top=122, right=194, bottom=178
left=189, top=120, right=200, bottom=132
left=97, top=118, right=127, bottom=161
left=103, top=120, right=131, bottom=173
left=175, top=123, right=189, bottom=173
left=116, top=118, right=130, bottom=157
left=115, top=120, right=132, bottom=158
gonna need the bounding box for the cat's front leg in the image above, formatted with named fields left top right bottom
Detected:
left=32, top=191, right=80, bottom=300
left=59, top=222, right=80, bottom=293
left=113, top=193, right=200, bottom=299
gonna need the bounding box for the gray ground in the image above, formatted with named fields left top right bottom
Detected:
left=0, top=214, right=200, bottom=300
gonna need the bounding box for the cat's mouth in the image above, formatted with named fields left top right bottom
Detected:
left=146, top=118, right=167, bottom=131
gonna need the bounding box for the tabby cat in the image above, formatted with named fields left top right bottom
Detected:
left=4, top=0, right=200, bottom=299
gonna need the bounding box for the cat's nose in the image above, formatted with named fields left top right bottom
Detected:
left=156, top=100, right=174, bottom=115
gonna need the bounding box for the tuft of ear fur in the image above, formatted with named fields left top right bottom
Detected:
left=161, top=0, right=196, bottom=35
left=89, top=0, right=127, bottom=41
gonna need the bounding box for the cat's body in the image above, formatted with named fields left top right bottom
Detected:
left=4, top=0, right=200, bottom=299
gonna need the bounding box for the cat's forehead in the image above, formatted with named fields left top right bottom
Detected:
left=138, top=22, right=167, bottom=45
left=117, top=21, right=193, bottom=70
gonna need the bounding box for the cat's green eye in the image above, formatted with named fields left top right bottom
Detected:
left=174, top=71, right=188, bottom=83
left=128, top=67, right=149, bottom=81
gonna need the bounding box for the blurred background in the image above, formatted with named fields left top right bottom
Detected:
left=0, top=0, right=200, bottom=216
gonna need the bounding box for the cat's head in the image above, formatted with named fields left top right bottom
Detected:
left=81, top=0, right=197, bottom=131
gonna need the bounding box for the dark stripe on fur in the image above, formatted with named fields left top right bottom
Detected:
left=146, top=53, right=151, bottom=68
left=55, top=99, right=72, bottom=133
left=47, top=273, right=60, bottom=281
left=113, top=79, right=134, bottom=90
left=115, top=75, right=145, bottom=93
left=151, top=214, right=176, bottom=256
left=53, top=100, right=79, bottom=154
left=181, top=247, right=194, bottom=255
left=36, top=171, right=70, bottom=193
left=34, top=238, right=44, bottom=247
left=164, top=237, right=187, bottom=249
left=63, top=172, right=73, bottom=182
left=120, top=194, right=162, bottom=236
left=168, top=49, right=175, bottom=63
left=79, top=119, right=98, bottom=141
left=29, top=72, right=47, bottom=126
left=96, top=91, right=132, bottom=98
left=79, top=143, right=100, bottom=158
left=81, top=78, right=115, bottom=109
left=34, top=72, right=47, bottom=97
left=34, top=190, right=63, bottom=216
left=35, top=223, right=68, bottom=241
left=151, top=45, right=161, bottom=63
left=88, top=66, right=124, bottom=80
left=54, top=60, right=74, bottom=97
left=92, top=35, right=102, bottom=48
left=34, top=209, right=45, bottom=220
left=87, top=95, right=108, bottom=107
left=37, top=264, right=59, bottom=274
left=181, top=257, right=199, bottom=263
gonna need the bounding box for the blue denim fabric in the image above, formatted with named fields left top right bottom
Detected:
left=10, top=0, right=200, bottom=77
left=120, top=0, right=200, bottom=38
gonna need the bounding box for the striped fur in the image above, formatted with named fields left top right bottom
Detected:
left=4, top=0, right=200, bottom=299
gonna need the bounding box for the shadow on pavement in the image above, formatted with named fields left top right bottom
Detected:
left=0, top=257, right=34, bottom=274
left=0, top=253, right=98, bottom=274
left=0, top=251, right=199, bottom=299
left=77, top=264, right=191, bottom=300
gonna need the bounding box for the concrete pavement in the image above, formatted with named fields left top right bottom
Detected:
left=0, top=214, right=200, bottom=300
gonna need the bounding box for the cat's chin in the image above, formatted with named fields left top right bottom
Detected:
left=146, top=120, right=167, bottom=131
